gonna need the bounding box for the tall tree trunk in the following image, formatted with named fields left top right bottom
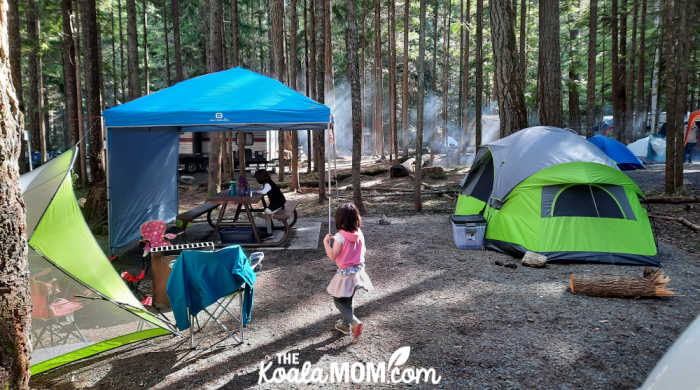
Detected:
left=432, top=0, right=439, bottom=92
left=612, top=0, right=628, bottom=142
left=163, top=0, right=171, bottom=85
left=441, top=0, right=451, bottom=149
left=402, top=0, right=410, bottom=157
left=626, top=0, right=638, bottom=139
left=373, top=0, right=384, bottom=159
left=315, top=0, right=326, bottom=202
left=0, top=3, right=30, bottom=383
left=537, top=0, right=563, bottom=127
left=636, top=0, right=647, bottom=135
left=415, top=0, right=426, bottom=212
left=74, top=3, right=87, bottom=187
left=458, top=0, right=464, bottom=136
left=62, top=0, right=79, bottom=150
left=28, top=0, right=47, bottom=163
left=127, top=0, right=141, bottom=99
left=304, top=0, right=312, bottom=173
left=347, top=0, right=365, bottom=213
left=567, top=4, right=581, bottom=134
left=172, top=0, right=183, bottom=81
left=111, top=5, right=118, bottom=105
left=361, top=0, right=367, bottom=156
left=462, top=0, right=470, bottom=151
left=519, top=0, right=526, bottom=81
left=207, top=0, right=225, bottom=195
left=586, top=0, right=598, bottom=137
left=142, top=0, right=150, bottom=95
left=271, top=0, right=286, bottom=182
left=490, top=0, right=528, bottom=137
left=232, top=0, right=239, bottom=67
left=649, top=0, right=661, bottom=133
left=663, top=0, right=689, bottom=194
left=475, top=0, right=483, bottom=146
left=323, top=0, right=333, bottom=107
left=81, top=0, right=108, bottom=222
left=310, top=0, right=318, bottom=173
left=118, top=0, right=125, bottom=101
left=8, top=0, right=28, bottom=172
left=389, top=0, right=398, bottom=160
left=289, top=0, right=300, bottom=191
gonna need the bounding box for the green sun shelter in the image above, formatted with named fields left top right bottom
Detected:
left=454, top=126, right=658, bottom=265
left=22, top=147, right=174, bottom=375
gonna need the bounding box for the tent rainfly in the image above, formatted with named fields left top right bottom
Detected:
left=22, top=147, right=173, bottom=375
left=588, top=134, right=645, bottom=170
left=455, top=127, right=658, bottom=266
left=103, top=67, right=333, bottom=252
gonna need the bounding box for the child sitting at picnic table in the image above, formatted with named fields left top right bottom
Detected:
left=253, top=169, right=286, bottom=234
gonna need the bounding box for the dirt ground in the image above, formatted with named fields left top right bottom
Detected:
left=31, top=159, right=700, bottom=389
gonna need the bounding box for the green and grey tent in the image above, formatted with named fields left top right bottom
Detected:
left=22, top=147, right=173, bottom=374
left=455, top=126, right=658, bottom=265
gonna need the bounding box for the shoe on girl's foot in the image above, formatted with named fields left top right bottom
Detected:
left=351, top=321, right=363, bottom=340
left=335, top=320, right=350, bottom=335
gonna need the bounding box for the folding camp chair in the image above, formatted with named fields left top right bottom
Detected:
left=167, top=248, right=263, bottom=349
left=31, top=278, right=87, bottom=349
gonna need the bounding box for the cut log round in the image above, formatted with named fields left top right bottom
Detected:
left=569, top=268, right=675, bottom=298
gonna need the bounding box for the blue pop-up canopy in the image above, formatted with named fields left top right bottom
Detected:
left=588, top=134, right=644, bottom=170
left=103, top=67, right=332, bottom=252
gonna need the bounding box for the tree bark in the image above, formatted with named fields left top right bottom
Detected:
left=172, top=0, right=183, bottom=81
left=519, top=0, right=526, bottom=81
left=373, top=0, right=384, bottom=159
left=0, top=2, right=30, bottom=385
left=8, top=0, right=28, bottom=172
left=402, top=0, right=410, bottom=157
left=636, top=0, right=647, bottom=136
left=127, top=0, right=141, bottom=99
left=81, top=0, right=107, bottom=222
left=389, top=0, right=398, bottom=161
left=207, top=0, right=225, bottom=195
left=74, top=3, right=87, bottom=187
left=347, top=0, right=365, bottom=213
left=432, top=0, right=439, bottom=92
left=111, top=4, right=118, bottom=105
left=475, top=0, right=483, bottom=146
left=567, top=5, right=581, bottom=134
left=62, top=0, right=79, bottom=150
left=315, top=0, right=326, bottom=202
left=27, top=0, right=47, bottom=163
left=142, top=0, right=150, bottom=94
left=271, top=0, right=286, bottom=183
left=626, top=0, right=638, bottom=140
left=585, top=0, right=598, bottom=137
left=570, top=269, right=674, bottom=297
left=162, top=0, right=171, bottom=85
left=490, top=0, right=528, bottom=137
left=612, top=0, right=628, bottom=142
left=537, top=0, right=563, bottom=127
left=289, top=0, right=300, bottom=191
left=118, top=0, right=125, bottom=101
left=232, top=0, right=239, bottom=67
left=462, top=0, right=470, bottom=152
left=458, top=0, right=464, bottom=136
left=304, top=0, right=312, bottom=173
left=415, top=0, right=426, bottom=212
left=441, top=0, right=451, bottom=149
left=649, top=0, right=661, bottom=133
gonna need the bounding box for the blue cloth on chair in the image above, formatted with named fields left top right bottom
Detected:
left=166, top=245, right=256, bottom=331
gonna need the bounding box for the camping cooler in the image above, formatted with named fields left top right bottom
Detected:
left=451, top=215, right=486, bottom=249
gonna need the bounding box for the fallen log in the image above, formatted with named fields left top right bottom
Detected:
left=649, top=214, right=700, bottom=231
left=642, top=196, right=700, bottom=204
left=569, top=268, right=675, bottom=298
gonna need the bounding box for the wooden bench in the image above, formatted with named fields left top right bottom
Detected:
left=176, top=202, right=220, bottom=231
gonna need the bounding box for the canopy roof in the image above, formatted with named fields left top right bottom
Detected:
left=478, top=126, right=618, bottom=202
left=588, top=134, right=645, bottom=170
left=103, top=67, right=331, bottom=130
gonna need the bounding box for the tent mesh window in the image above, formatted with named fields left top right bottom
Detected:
left=547, top=184, right=626, bottom=219
left=461, top=153, right=494, bottom=202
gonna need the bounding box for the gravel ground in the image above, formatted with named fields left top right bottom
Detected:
left=31, top=162, right=700, bottom=390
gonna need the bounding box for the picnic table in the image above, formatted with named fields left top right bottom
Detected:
left=206, top=192, right=264, bottom=243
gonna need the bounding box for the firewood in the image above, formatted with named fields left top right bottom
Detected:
left=648, top=214, right=700, bottom=231
left=569, top=268, right=675, bottom=298
left=642, top=196, right=700, bottom=204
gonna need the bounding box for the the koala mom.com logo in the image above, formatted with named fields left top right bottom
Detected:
left=257, top=346, right=442, bottom=385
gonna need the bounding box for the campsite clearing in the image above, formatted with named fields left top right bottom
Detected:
left=30, top=160, right=700, bottom=389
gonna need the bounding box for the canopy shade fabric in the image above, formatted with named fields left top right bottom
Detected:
left=23, top=148, right=172, bottom=375
left=104, top=67, right=332, bottom=251
left=103, top=67, right=331, bottom=130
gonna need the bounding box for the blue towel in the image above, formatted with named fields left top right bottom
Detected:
left=166, top=245, right=256, bottom=331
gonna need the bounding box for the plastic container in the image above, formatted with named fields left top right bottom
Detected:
left=219, top=227, right=256, bottom=243
left=228, top=181, right=237, bottom=196
left=451, top=214, right=486, bottom=249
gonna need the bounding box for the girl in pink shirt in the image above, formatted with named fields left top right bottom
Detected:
left=323, top=203, right=374, bottom=339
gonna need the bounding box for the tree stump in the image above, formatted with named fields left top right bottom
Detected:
left=390, top=164, right=410, bottom=178
left=569, top=268, right=675, bottom=297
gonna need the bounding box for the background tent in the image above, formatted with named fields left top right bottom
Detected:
left=22, top=147, right=172, bottom=374
left=588, top=134, right=644, bottom=170
left=103, top=67, right=332, bottom=252
left=627, top=135, right=667, bottom=163
left=455, top=127, right=658, bottom=266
